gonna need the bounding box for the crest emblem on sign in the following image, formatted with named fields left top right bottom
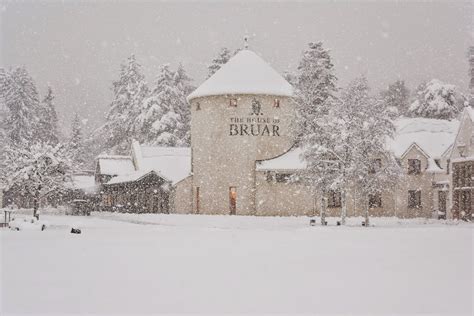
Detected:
left=250, top=98, right=263, bottom=115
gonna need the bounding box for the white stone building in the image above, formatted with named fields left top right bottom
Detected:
left=97, top=49, right=461, bottom=219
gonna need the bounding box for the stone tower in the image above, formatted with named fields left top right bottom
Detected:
left=187, top=50, right=294, bottom=215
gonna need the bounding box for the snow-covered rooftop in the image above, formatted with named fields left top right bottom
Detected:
left=256, top=147, right=306, bottom=171
left=257, top=118, right=459, bottom=171
left=66, top=174, right=97, bottom=193
left=390, top=118, right=459, bottom=159
left=105, top=145, right=191, bottom=186
left=97, top=156, right=135, bottom=176
left=187, top=49, right=293, bottom=101
left=139, top=146, right=191, bottom=184
left=107, top=170, right=169, bottom=186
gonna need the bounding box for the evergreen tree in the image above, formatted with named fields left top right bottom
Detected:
left=69, top=113, right=86, bottom=168
left=101, top=54, right=149, bottom=153
left=37, top=86, right=60, bottom=145
left=407, top=79, right=458, bottom=120
left=136, top=64, right=189, bottom=146
left=294, top=42, right=338, bottom=142
left=207, top=47, right=232, bottom=78
left=173, top=63, right=194, bottom=145
left=380, top=80, right=410, bottom=116
left=0, top=67, right=41, bottom=146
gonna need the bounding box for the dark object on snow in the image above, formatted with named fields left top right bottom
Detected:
left=309, top=219, right=316, bottom=226
left=41, top=224, right=46, bottom=231
left=337, top=221, right=341, bottom=226
left=321, top=220, right=327, bottom=226
left=71, top=228, right=81, bottom=234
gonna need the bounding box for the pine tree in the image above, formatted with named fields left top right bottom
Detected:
left=407, top=79, right=458, bottom=120
left=0, top=67, right=41, bottom=146
left=136, top=64, right=188, bottom=146
left=173, top=63, right=194, bottom=145
left=100, top=54, right=149, bottom=154
left=37, top=86, right=60, bottom=145
left=380, top=80, right=410, bottom=117
left=207, top=47, right=232, bottom=78
left=69, top=113, right=86, bottom=168
left=294, top=42, right=338, bottom=142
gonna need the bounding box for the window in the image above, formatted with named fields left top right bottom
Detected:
left=369, top=159, right=382, bottom=174
left=328, top=190, right=342, bottom=208
left=102, top=194, right=112, bottom=206
left=275, top=173, right=291, bottom=183
left=195, top=102, right=201, bottom=111
left=229, top=98, right=238, bottom=107
left=368, top=193, right=382, bottom=208
left=408, top=190, right=422, bottom=208
left=408, top=159, right=421, bottom=175
left=273, top=98, right=280, bottom=108
left=265, top=171, right=274, bottom=182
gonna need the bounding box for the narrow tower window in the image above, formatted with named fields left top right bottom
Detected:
left=273, top=98, right=280, bottom=108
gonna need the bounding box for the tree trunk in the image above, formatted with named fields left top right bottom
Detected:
left=33, top=186, right=41, bottom=220
left=364, top=196, right=370, bottom=227
left=341, top=190, right=347, bottom=225
left=321, top=196, right=327, bottom=225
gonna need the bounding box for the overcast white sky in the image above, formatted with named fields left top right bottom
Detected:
left=1, top=1, right=472, bottom=134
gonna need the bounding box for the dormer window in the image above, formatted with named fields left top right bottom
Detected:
left=369, top=158, right=382, bottom=174
left=408, top=159, right=421, bottom=175
left=229, top=98, right=238, bottom=107
left=273, top=98, right=280, bottom=108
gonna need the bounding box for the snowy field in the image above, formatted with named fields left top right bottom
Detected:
left=1, top=212, right=473, bottom=315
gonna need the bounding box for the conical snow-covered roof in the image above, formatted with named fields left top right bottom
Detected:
left=187, top=49, right=293, bottom=101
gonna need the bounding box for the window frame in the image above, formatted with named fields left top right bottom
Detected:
left=408, top=159, right=422, bottom=175
left=368, top=192, right=382, bottom=208
left=369, top=158, right=382, bottom=174
left=273, top=98, right=280, bottom=108
left=408, top=190, right=422, bottom=208
left=327, top=190, right=342, bottom=208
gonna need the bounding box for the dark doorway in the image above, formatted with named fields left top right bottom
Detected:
left=438, top=191, right=447, bottom=219
left=229, top=187, right=237, bottom=215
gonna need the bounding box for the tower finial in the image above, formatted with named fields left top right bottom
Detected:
left=244, top=35, right=249, bottom=49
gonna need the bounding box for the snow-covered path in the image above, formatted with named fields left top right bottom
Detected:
left=1, top=213, right=472, bottom=315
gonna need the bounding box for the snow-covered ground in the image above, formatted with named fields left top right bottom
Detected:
left=1, top=212, right=472, bottom=315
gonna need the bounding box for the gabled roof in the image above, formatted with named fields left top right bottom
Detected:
left=139, top=146, right=191, bottom=184
left=97, top=155, right=135, bottom=176
left=106, top=170, right=169, bottom=186
left=449, top=107, right=474, bottom=160
left=399, top=142, right=430, bottom=160
left=187, top=49, right=293, bottom=101
left=390, top=118, right=459, bottom=159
